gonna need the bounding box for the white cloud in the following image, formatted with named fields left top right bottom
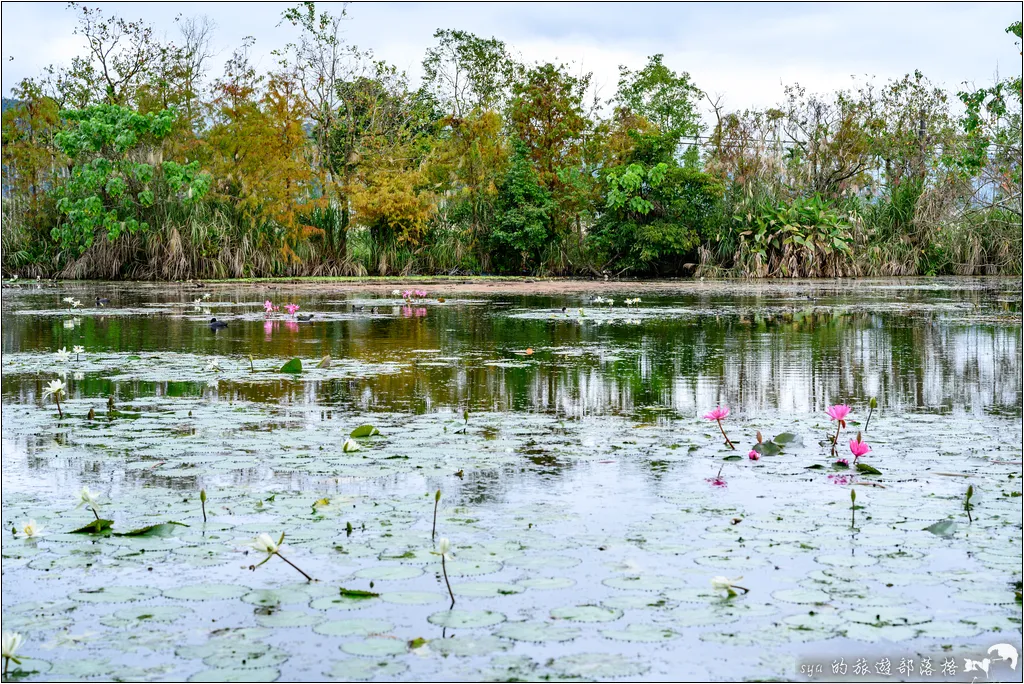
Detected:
left=2, top=0, right=1019, bottom=119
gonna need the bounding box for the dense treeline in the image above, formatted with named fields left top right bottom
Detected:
left=2, top=3, right=1021, bottom=279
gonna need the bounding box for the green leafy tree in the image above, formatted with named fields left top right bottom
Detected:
left=592, top=158, right=724, bottom=275
left=52, top=104, right=210, bottom=258
left=490, top=140, right=554, bottom=273
left=423, top=29, right=517, bottom=117
left=614, top=54, right=703, bottom=155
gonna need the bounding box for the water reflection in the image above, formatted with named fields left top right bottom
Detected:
left=2, top=284, right=1021, bottom=419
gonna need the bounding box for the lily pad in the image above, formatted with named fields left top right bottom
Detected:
left=313, top=618, right=393, bottom=637
left=495, top=622, right=581, bottom=643
left=280, top=358, right=302, bottom=373
left=340, top=638, right=408, bottom=657
left=350, top=424, right=381, bottom=438
left=550, top=604, right=623, bottom=623
left=428, top=609, right=506, bottom=628
left=164, top=584, right=249, bottom=601
left=549, top=652, right=651, bottom=678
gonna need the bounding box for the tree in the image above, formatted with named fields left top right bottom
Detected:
left=591, top=155, right=724, bottom=275
left=489, top=140, right=554, bottom=273
left=51, top=103, right=210, bottom=260
left=69, top=3, right=161, bottom=106
left=614, top=54, right=702, bottom=155
left=422, top=29, right=516, bottom=117
left=205, top=41, right=313, bottom=265
left=2, top=79, right=64, bottom=221
left=957, top=21, right=1022, bottom=217
left=341, top=63, right=440, bottom=273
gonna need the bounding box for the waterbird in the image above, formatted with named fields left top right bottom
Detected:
left=95, top=297, right=111, bottom=306
left=208, top=318, right=228, bottom=329
left=297, top=313, right=314, bottom=322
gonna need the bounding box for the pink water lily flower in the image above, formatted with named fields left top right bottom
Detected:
left=264, top=300, right=274, bottom=313
left=402, top=290, right=413, bottom=299
left=826, top=404, right=851, bottom=424
left=748, top=449, right=760, bottom=461
left=414, top=289, right=427, bottom=298
left=849, top=438, right=871, bottom=461
left=284, top=303, right=300, bottom=316
left=827, top=404, right=851, bottom=457
left=703, top=406, right=730, bottom=421
left=702, top=406, right=734, bottom=450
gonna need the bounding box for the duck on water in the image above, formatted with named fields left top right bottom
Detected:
left=208, top=318, right=228, bottom=329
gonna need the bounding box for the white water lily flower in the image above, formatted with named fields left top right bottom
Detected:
left=391, top=289, right=401, bottom=296
left=73, top=372, right=84, bottom=381
left=62, top=297, right=75, bottom=304
left=77, top=486, right=100, bottom=509
left=19, top=520, right=42, bottom=538
left=43, top=379, right=66, bottom=398
left=206, top=358, right=222, bottom=372
left=72, top=299, right=82, bottom=308
left=193, top=298, right=202, bottom=305
left=710, top=576, right=734, bottom=592
left=73, top=345, right=84, bottom=355
left=342, top=438, right=361, bottom=452
left=202, top=293, right=211, bottom=300
left=251, top=533, right=280, bottom=555
left=55, top=347, right=71, bottom=363
left=2, top=631, right=24, bottom=661
left=711, top=575, right=746, bottom=597
left=436, top=537, right=452, bottom=560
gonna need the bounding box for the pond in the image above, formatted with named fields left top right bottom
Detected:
left=1, top=277, right=1022, bottom=682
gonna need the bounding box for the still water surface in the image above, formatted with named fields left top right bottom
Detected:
left=1, top=278, right=1021, bottom=681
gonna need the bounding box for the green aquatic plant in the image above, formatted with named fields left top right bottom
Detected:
left=200, top=489, right=208, bottom=523
left=865, top=397, right=878, bottom=432
left=850, top=488, right=857, bottom=528
left=964, top=485, right=974, bottom=523
left=432, top=490, right=441, bottom=541
left=250, top=533, right=314, bottom=582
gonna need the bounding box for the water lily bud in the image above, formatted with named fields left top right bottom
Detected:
left=200, top=489, right=207, bottom=504
left=869, top=397, right=878, bottom=409
left=756, top=431, right=763, bottom=444
left=850, top=489, right=856, bottom=504
left=435, top=490, right=441, bottom=503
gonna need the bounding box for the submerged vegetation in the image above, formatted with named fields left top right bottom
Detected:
left=1, top=5, right=1021, bottom=280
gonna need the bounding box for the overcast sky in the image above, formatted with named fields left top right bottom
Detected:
left=2, top=1, right=1021, bottom=116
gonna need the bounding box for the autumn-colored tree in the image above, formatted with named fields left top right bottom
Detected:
left=205, top=41, right=313, bottom=266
